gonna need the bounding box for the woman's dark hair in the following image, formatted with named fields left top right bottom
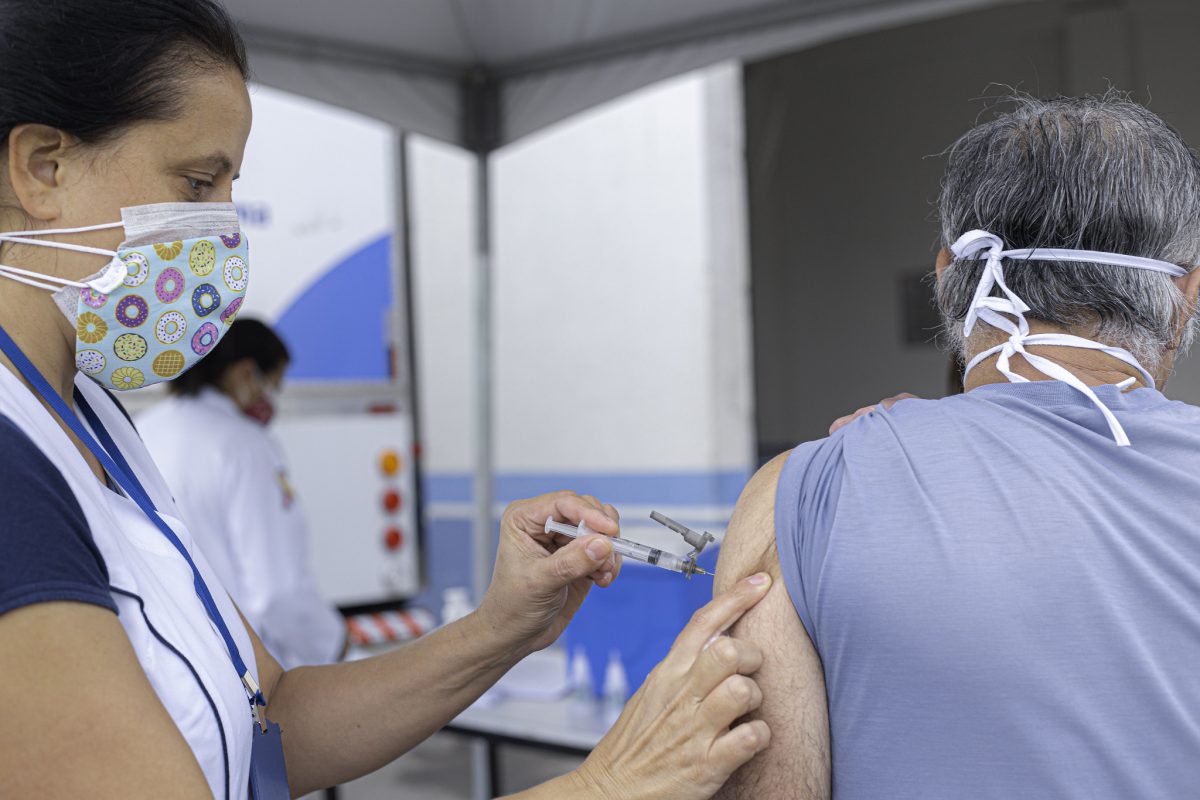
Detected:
left=0, top=0, right=247, bottom=146
left=169, top=318, right=290, bottom=396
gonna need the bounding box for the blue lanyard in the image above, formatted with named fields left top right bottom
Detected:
left=0, top=325, right=266, bottom=719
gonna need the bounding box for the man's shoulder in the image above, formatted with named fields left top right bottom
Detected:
left=841, top=393, right=970, bottom=436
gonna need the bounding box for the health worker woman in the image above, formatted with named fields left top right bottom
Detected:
left=0, top=2, right=771, bottom=799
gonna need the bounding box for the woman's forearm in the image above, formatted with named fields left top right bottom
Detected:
left=269, top=608, right=528, bottom=795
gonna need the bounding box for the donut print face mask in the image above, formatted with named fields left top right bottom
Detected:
left=0, top=202, right=248, bottom=391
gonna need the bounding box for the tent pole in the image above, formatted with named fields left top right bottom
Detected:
left=464, top=70, right=501, bottom=609
left=472, top=149, right=494, bottom=607
left=465, top=74, right=502, bottom=800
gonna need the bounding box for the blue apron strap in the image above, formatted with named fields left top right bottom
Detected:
left=0, top=325, right=265, bottom=713
left=74, top=389, right=149, bottom=500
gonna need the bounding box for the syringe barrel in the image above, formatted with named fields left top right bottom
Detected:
left=544, top=517, right=688, bottom=574
left=609, top=537, right=657, bottom=563
left=610, top=539, right=686, bottom=573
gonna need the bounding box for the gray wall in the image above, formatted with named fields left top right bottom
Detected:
left=746, top=0, right=1200, bottom=455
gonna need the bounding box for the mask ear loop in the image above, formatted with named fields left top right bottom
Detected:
left=0, top=220, right=124, bottom=238
left=0, top=220, right=125, bottom=293
left=0, top=235, right=118, bottom=258
left=0, top=263, right=95, bottom=292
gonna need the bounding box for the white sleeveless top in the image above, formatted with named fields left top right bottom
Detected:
left=0, top=368, right=257, bottom=799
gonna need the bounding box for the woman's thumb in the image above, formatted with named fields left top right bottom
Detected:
left=540, top=535, right=612, bottom=589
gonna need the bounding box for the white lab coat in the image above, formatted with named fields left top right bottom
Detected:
left=138, top=388, right=345, bottom=668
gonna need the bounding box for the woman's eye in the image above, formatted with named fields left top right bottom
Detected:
left=186, top=176, right=214, bottom=198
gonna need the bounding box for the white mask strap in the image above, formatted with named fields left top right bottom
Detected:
left=0, top=220, right=124, bottom=237
left=952, top=229, right=1188, bottom=446
left=0, top=220, right=126, bottom=296
left=0, top=219, right=122, bottom=258
left=0, top=263, right=93, bottom=292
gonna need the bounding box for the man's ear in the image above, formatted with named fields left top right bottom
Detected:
left=6, top=124, right=73, bottom=223
left=934, top=247, right=953, bottom=279
left=1174, top=268, right=1200, bottom=307
left=1173, top=268, right=1200, bottom=337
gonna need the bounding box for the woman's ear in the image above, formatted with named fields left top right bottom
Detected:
left=6, top=124, right=72, bottom=223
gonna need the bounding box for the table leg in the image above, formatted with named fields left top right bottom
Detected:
left=489, top=740, right=501, bottom=796
left=469, top=737, right=494, bottom=800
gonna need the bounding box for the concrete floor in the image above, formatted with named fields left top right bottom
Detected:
left=302, top=732, right=585, bottom=800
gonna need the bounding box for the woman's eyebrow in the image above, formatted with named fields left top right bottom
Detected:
left=173, top=152, right=236, bottom=177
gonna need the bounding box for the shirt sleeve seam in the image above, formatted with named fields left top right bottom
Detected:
left=0, top=582, right=118, bottom=616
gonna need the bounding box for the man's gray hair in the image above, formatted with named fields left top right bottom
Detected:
left=936, top=92, right=1200, bottom=369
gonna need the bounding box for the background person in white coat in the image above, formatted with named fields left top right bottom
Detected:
left=139, top=318, right=347, bottom=667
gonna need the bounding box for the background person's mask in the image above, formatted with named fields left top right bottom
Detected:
left=0, top=202, right=249, bottom=391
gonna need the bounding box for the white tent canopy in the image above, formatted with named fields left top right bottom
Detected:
left=230, top=0, right=1031, bottom=151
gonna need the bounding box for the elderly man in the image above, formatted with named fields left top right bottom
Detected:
left=713, top=93, right=1200, bottom=800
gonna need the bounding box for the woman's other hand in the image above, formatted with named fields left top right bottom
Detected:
left=828, top=392, right=919, bottom=434
left=569, top=573, right=773, bottom=800
left=477, top=491, right=622, bottom=654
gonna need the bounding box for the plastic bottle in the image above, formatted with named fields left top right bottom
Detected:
left=602, top=649, right=629, bottom=727
left=440, top=587, right=474, bottom=626
left=570, top=646, right=594, bottom=710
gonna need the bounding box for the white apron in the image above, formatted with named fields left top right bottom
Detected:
left=0, top=367, right=257, bottom=799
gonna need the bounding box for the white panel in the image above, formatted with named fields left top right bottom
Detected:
left=492, top=71, right=712, bottom=472
left=701, top=63, right=756, bottom=470
left=409, top=136, right=479, bottom=474
left=235, top=83, right=395, bottom=322
left=273, top=415, right=420, bottom=604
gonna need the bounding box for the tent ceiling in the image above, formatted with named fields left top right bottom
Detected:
left=232, top=0, right=828, bottom=75
left=228, top=0, right=1037, bottom=148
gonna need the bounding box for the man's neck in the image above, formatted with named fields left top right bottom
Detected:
left=963, top=321, right=1167, bottom=393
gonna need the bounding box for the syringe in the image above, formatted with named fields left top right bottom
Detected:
left=544, top=517, right=711, bottom=578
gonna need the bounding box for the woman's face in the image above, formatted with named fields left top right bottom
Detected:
left=2, top=65, right=252, bottom=285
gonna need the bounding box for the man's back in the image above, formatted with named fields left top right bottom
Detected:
left=770, top=381, right=1200, bottom=798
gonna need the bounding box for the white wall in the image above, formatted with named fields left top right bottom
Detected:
left=492, top=63, right=753, bottom=481
left=408, top=137, right=478, bottom=477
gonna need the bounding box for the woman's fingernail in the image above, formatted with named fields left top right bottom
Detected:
left=586, top=538, right=610, bottom=559
left=746, top=572, right=770, bottom=586
left=601, top=571, right=614, bottom=584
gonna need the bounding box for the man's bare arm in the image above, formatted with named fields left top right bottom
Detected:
left=712, top=452, right=830, bottom=800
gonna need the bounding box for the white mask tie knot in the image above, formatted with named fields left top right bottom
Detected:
left=950, top=229, right=1189, bottom=446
